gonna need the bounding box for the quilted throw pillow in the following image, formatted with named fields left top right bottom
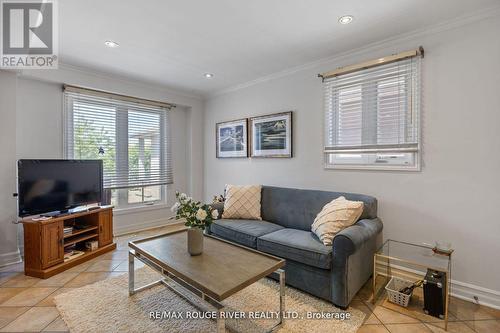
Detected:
left=311, top=196, right=364, bottom=246
left=222, top=185, right=262, bottom=220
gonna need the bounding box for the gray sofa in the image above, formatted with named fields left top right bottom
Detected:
left=208, top=186, right=383, bottom=309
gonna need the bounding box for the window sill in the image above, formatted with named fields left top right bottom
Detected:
left=324, top=164, right=421, bottom=172
left=113, top=202, right=171, bottom=216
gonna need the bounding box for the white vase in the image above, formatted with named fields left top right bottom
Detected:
left=187, top=227, right=204, bottom=256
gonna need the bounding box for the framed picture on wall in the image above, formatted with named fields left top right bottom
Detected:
left=216, top=118, right=248, bottom=158
left=249, top=111, right=293, bottom=158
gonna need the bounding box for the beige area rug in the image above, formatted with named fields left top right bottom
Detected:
left=54, top=267, right=365, bottom=333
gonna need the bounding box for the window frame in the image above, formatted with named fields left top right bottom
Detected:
left=63, top=89, right=171, bottom=210
left=112, top=185, right=167, bottom=210
left=112, top=106, right=168, bottom=209
left=323, top=54, right=421, bottom=171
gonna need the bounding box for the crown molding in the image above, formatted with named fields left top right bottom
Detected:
left=210, top=4, right=500, bottom=99
left=58, top=62, right=204, bottom=101
left=17, top=62, right=204, bottom=102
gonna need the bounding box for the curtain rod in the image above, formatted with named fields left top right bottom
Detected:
left=318, top=46, right=424, bottom=80
left=63, top=84, right=176, bottom=109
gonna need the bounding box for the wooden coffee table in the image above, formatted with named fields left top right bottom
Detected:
left=128, top=229, right=286, bottom=332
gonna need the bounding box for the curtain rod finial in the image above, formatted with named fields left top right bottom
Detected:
left=419, top=46, right=425, bottom=58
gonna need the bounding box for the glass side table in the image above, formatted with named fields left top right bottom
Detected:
left=372, top=239, right=452, bottom=330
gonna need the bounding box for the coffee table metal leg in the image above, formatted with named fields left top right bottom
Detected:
left=129, top=250, right=135, bottom=295
left=129, top=250, right=164, bottom=295
left=217, top=307, right=225, bottom=333
left=278, top=269, right=285, bottom=326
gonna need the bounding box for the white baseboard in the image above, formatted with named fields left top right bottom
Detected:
left=0, top=250, right=22, bottom=268
left=113, top=218, right=181, bottom=236
left=451, top=280, right=500, bottom=310
left=376, top=259, right=500, bottom=310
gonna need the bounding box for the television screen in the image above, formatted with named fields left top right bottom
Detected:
left=18, top=159, right=103, bottom=217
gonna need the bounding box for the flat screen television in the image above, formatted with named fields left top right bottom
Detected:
left=17, top=159, right=103, bottom=217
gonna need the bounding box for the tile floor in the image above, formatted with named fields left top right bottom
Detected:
left=0, top=223, right=498, bottom=332
left=355, top=278, right=500, bottom=333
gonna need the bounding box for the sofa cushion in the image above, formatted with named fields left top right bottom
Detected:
left=210, top=219, right=283, bottom=248
left=222, top=184, right=262, bottom=220
left=312, top=196, right=364, bottom=246
left=257, top=229, right=332, bottom=269
left=261, top=186, right=377, bottom=231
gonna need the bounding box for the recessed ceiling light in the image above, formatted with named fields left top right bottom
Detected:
left=104, top=40, right=119, bottom=48
left=338, top=15, right=354, bottom=25
left=204, top=73, right=214, bottom=79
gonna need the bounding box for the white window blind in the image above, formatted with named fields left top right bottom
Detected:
left=324, top=55, right=421, bottom=169
left=64, top=90, right=173, bottom=189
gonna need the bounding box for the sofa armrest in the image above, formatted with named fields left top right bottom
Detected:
left=330, top=218, right=383, bottom=308
left=332, top=218, right=383, bottom=257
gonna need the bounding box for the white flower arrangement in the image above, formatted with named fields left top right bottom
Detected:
left=196, top=209, right=208, bottom=221
left=171, top=192, right=217, bottom=230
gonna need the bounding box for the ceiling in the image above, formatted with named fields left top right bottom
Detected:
left=59, top=0, right=499, bottom=97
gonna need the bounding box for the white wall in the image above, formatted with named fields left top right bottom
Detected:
left=0, top=72, right=21, bottom=266
left=0, top=65, right=204, bottom=266
left=203, top=16, right=500, bottom=307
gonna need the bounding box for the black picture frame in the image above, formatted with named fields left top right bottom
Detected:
left=215, top=118, right=248, bottom=158
left=249, top=111, right=293, bottom=158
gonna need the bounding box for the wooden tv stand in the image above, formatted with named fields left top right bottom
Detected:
left=21, top=206, right=116, bottom=279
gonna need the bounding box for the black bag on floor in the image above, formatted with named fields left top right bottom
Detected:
left=423, top=269, right=446, bottom=319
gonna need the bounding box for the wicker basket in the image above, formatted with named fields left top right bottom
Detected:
left=385, top=277, right=414, bottom=307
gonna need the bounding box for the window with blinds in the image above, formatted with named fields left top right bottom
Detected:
left=323, top=53, right=421, bottom=170
left=63, top=88, right=173, bottom=206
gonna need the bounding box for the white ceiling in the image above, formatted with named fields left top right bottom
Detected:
left=59, top=0, right=499, bottom=97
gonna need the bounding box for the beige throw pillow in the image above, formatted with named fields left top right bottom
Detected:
left=311, top=196, right=364, bottom=246
left=222, top=185, right=262, bottom=220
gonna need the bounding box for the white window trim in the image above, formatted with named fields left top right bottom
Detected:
left=324, top=153, right=421, bottom=171
left=114, top=184, right=167, bottom=210
left=113, top=201, right=170, bottom=216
